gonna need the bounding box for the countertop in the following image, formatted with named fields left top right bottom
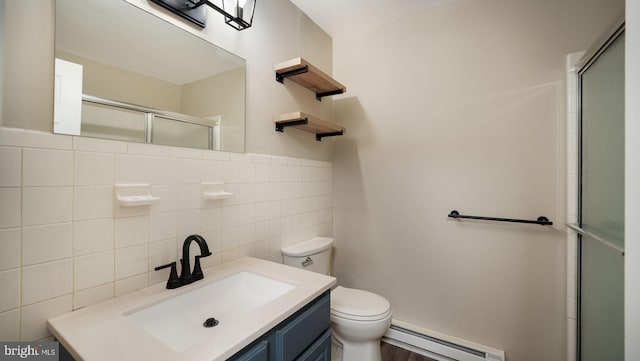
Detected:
left=47, top=257, right=336, bottom=361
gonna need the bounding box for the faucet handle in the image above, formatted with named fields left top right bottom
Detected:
left=154, top=262, right=174, bottom=271
left=154, top=261, right=181, bottom=289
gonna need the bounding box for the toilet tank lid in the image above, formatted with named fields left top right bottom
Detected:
left=282, top=237, right=334, bottom=256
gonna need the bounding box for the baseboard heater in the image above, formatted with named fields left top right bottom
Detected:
left=383, top=321, right=505, bottom=361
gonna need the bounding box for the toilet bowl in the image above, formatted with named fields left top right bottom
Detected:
left=330, top=286, right=392, bottom=361
left=282, top=237, right=392, bottom=361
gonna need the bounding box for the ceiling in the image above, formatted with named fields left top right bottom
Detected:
left=289, top=0, right=453, bottom=37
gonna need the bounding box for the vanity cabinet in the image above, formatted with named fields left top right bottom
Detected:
left=229, top=291, right=331, bottom=361
left=232, top=340, right=269, bottom=361
left=295, top=330, right=331, bottom=361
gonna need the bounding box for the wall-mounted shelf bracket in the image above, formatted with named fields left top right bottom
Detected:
left=275, top=118, right=309, bottom=132
left=315, top=89, right=345, bottom=101
left=316, top=131, right=344, bottom=141
left=275, top=65, right=309, bottom=83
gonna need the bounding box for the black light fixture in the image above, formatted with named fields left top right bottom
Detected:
left=150, top=0, right=256, bottom=30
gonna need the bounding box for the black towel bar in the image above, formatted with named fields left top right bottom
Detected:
left=447, top=210, right=553, bottom=226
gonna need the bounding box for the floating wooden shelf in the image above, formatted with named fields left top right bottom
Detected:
left=274, top=111, right=345, bottom=141
left=274, top=57, right=346, bottom=101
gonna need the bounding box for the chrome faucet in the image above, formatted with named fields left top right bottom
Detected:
left=154, top=234, right=212, bottom=289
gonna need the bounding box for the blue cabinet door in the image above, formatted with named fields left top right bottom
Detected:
left=295, top=330, right=331, bottom=361
left=232, top=340, right=269, bottom=361
left=275, top=293, right=330, bottom=361
left=229, top=291, right=331, bottom=361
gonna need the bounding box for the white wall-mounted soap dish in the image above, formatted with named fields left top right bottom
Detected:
left=202, top=182, right=234, bottom=200
left=115, top=184, right=161, bottom=207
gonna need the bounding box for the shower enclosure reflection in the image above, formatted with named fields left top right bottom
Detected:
left=54, top=0, right=246, bottom=152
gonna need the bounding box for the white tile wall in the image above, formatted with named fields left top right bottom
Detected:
left=177, top=158, right=202, bottom=184
left=22, top=259, right=73, bottom=305
left=74, top=251, right=115, bottom=291
left=116, top=154, right=149, bottom=183
left=0, top=146, right=22, bottom=187
left=73, top=136, right=127, bottom=154
left=0, top=188, right=21, bottom=228
left=73, top=283, right=114, bottom=310
left=74, top=152, right=115, bottom=186
left=0, top=269, right=21, bottom=312
left=149, top=212, right=178, bottom=242
left=73, top=218, right=114, bottom=256
left=74, top=186, right=113, bottom=220
left=22, top=223, right=73, bottom=266
left=0, top=309, right=21, bottom=341
left=0, top=127, right=333, bottom=341
left=0, top=228, right=21, bottom=271
left=115, top=273, right=148, bottom=297
left=23, top=149, right=73, bottom=186
left=115, top=216, right=148, bottom=248
left=115, top=245, right=148, bottom=280
left=149, top=157, right=177, bottom=184
left=20, top=295, right=72, bottom=341
left=22, top=188, right=73, bottom=226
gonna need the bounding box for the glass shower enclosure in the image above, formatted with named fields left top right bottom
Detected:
left=575, top=23, right=625, bottom=361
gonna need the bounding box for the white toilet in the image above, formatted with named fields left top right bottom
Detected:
left=282, top=237, right=392, bottom=361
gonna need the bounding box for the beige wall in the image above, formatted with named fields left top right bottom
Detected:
left=2, top=0, right=335, bottom=161
left=331, top=0, right=623, bottom=360
left=182, top=68, right=245, bottom=152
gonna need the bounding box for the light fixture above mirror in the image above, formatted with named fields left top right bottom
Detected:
left=151, top=0, right=256, bottom=30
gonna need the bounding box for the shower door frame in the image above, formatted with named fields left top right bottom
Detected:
left=574, top=19, right=625, bottom=361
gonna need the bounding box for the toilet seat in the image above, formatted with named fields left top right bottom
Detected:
left=331, top=286, right=392, bottom=322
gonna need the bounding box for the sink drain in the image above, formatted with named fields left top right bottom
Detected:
left=203, top=317, right=219, bottom=328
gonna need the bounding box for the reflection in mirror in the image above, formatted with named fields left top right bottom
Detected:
left=54, top=0, right=246, bottom=152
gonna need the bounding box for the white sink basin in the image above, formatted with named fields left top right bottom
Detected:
left=125, top=271, right=294, bottom=352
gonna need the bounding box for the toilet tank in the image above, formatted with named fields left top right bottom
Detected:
left=281, top=237, right=334, bottom=275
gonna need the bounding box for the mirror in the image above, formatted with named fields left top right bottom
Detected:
left=54, top=0, right=246, bottom=152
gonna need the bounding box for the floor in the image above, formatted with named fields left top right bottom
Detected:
left=381, top=342, right=438, bottom=361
